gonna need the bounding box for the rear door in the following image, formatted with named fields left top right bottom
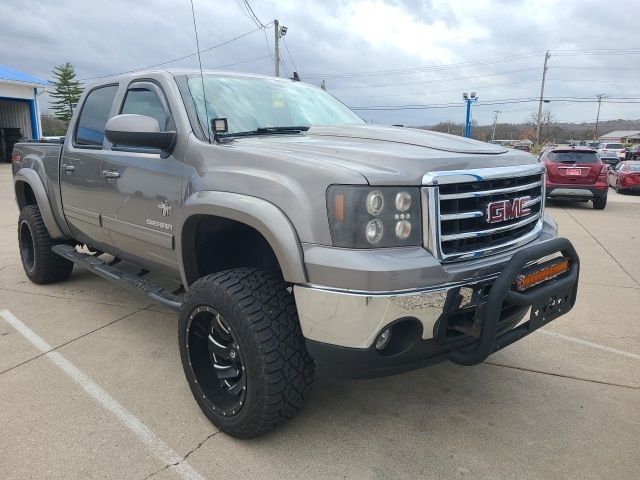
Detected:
left=99, top=80, right=183, bottom=271
left=544, top=150, right=602, bottom=185
left=60, top=84, right=119, bottom=247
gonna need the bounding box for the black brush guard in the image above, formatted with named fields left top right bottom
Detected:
left=450, top=237, right=580, bottom=366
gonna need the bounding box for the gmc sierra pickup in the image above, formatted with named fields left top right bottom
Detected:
left=12, top=69, right=580, bottom=438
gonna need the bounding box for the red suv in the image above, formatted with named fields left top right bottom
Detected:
left=540, top=148, right=608, bottom=210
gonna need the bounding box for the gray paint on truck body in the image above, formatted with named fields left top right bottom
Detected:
left=12, top=69, right=548, bottom=293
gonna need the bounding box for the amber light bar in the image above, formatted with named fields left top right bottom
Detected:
left=514, top=257, right=570, bottom=292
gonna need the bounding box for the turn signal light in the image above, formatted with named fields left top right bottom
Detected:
left=515, top=257, right=569, bottom=292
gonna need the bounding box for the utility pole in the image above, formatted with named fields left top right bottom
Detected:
left=491, top=109, right=500, bottom=142
left=594, top=93, right=606, bottom=140
left=274, top=19, right=280, bottom=77
left=535, top=50, right=551, bottom=145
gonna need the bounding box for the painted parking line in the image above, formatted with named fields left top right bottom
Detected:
left=539, top=329, right=640, bottom=360
left=0, top=309, right=206, bottom=480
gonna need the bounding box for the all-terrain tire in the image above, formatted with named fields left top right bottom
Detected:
left=593, top=196, right=607, bottom=210
left=18, top=205, right=74, bottom=284
left=178, top=268, right=315, bottom=438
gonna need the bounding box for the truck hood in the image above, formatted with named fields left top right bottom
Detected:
left=224, top=124, right=537, bottom=185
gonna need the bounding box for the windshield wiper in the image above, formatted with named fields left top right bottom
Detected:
left=220, top=126, right=310, bottom=138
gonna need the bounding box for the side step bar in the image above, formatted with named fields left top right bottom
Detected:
left=52, top=244, right=182, bottom=311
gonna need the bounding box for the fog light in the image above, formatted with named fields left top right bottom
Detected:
left=375, top=328, right=392, bottom=350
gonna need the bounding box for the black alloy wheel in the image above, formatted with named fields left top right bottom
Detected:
left=185, top=306, right=247, bottom=417
left=17, top=204, right=74, bottom=284
left=19, top=220, right=35, bottom=273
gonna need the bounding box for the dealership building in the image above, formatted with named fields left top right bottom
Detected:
left=0, top=64, right=47, bottom=161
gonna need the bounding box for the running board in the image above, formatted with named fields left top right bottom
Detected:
left=52, top=244, right=182, bottom=311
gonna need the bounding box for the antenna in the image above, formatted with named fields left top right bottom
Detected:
left=189, top=0, right=212, bottom=143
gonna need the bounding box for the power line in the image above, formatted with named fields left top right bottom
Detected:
left=304, top=51, right=545, bottom=79
left=304, top=48, right=640, bottom=80
left=79, top=27, right=263, bottom=81
left=337, top=79, right=543, bottom=99
left=348, top=96, right=640, bottom=111
left=282, top=37, right=298, bottom=73
left=329, top=67, right=541, bottom=90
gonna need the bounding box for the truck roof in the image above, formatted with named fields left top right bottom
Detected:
left=83, top=68, right=292, bottom=88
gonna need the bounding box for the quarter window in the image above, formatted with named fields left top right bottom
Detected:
left=75, top=85, right=118, bottom=147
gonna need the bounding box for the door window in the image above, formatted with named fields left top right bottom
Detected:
left=121, top=87, right=169, bottom=129
left=75, top=85, right=118, bottom=147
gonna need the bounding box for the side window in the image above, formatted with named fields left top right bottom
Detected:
left=121, top=87, right=168, bottom=130
left=75, top=85, right=118, bottom=147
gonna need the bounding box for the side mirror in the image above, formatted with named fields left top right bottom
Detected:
left=105, top=114, right=176, bottom=152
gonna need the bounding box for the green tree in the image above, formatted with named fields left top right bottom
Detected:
left=49, top=63, right=83, bottom=123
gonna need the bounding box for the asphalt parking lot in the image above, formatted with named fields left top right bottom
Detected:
left=0, top=163, right=638, bottom=480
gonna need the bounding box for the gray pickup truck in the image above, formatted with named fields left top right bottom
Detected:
left=12, top=69, right=580, bottom=438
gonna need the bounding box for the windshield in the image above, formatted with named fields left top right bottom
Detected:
left=603, top=143, right=624, bottom=149
left=186, top=75, right=364, bottom=136
left=548, top=151, right=599, bottom=163
left=587, top=142, right=600, bottom=148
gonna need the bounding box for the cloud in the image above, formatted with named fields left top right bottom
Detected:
left=0, top=0, right=638, bottom=126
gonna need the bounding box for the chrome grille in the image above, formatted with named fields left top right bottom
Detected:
left=422, top=165, right=545, bottom=262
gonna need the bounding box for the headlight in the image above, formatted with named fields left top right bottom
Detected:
left=327, top=186, right=422, bottom=248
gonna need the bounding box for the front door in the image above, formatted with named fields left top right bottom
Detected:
left=60, top=84, right=119, bottom=248
left=99, top=80, right=184, bottom=273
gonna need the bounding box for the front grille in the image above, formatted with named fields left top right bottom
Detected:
left=422, top=166, right=545, bottom=261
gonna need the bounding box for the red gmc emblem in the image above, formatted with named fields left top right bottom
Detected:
left=486, top=196, right=531, bottom=224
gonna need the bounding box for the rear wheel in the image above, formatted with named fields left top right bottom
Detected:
left=18, top=205, right=74, bottom=284
left=178, top=268, right=314, bottom=438
left=593, top=196, right=607, bottom=210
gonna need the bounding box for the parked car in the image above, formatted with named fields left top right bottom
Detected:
left=586, top=141, right=601, bottom=149
left=625, top=144, right=640, bottom=160
left=599, top=150, right=620, bottom=168
left=11, top=69, right=580, bottom=438
left=608, top=161, right=640, bottom=193
left=597, top=142, right=626, bottom=161
left=513, top=144, right=531, bottom=152
left=539, top=147, right=608, bottom=209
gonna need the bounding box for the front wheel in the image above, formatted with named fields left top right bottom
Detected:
left=593, top=196, right=607, bottom=210
left=178, top=268, right=314, bottom=438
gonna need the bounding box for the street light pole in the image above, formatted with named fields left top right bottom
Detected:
left=463, top=92, right=477, bottom=138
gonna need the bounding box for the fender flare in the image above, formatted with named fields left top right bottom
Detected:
left=177, top=191, right=307, bottom=286
left=14, top=168, right=66, bottom=239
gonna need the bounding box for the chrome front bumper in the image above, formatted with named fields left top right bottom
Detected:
left=294, top=281, right=483, bottom=349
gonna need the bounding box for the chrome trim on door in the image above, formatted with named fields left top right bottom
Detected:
left=63, top=205, right=101, bottom=227
left=102, top=216, right=174, bottom=249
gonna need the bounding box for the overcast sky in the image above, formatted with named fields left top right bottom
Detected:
left=2, top=0, right=639, bottom=126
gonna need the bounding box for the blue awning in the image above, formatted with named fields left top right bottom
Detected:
left=0, top=64, right=48, bottom=86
